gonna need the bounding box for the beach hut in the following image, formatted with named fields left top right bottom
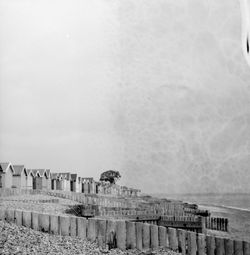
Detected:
left=30, top=169, right=48, bottom=190
left=51, top=173, right=58, bottom=190
left=0, top=162, right=15, bottom=188
left=70, top=174, right=81, bottom=192
left=12, top=165, right=27, bottom=189
left=59, top=173, right=71, bottom=191
left=25, top=169, right=34, bottom=190
left=45, top=169, right=51, bottom=190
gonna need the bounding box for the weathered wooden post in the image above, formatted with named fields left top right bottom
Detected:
left=215, top=237, right=225, bottom=255
left=234, top=240, right=243, bottom=255
left=197, top=233, right=206, bottom=255
left=150, top=224, right=159, bottom=250
left=159, top=226, right=167, bottom=248
left=177, top=229, right=186, bottom=254
left=142, top=223, right=150, bottom=250
left=168, top=227, right=178, bottom=251
left=206, top=235, right=216, bottom=255
left=187, top=231, right=197, bottom=255
left=135, top=222, right=143, bottom=250
left=126, top=221, right=136, bottom=249
left=116, top=220, right=126, bottom=250
left=224, top=239, right=234, bottom=255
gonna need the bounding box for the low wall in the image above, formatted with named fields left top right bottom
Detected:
left=0, top=207, right=249, bottom=254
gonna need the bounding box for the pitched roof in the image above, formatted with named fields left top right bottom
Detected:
left=70, top=174, right=77, bottom=181
left=26, top=169, right=35, bottom=177
left=0, top=162, right=14, bottom=174
left=13, top=165, right=26, bottom=176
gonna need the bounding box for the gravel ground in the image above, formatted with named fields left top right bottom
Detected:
left=0, top=194, right=80, bottom=216
left=0, top=220, right=180, bottom=255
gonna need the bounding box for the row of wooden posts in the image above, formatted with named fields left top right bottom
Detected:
left=0, top=207, right=249, bottom=254
left=206, top=217, right=228, bottom=232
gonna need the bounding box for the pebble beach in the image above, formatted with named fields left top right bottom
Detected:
left=0, top=195, right=180, bottom=255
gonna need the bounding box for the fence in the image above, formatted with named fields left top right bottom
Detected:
left=206, top=217, right=228, bottom=232
left=0, top=207, right=249, bottom=254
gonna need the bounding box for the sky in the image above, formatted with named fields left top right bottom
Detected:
left=1, top=0, right=250, bottom=194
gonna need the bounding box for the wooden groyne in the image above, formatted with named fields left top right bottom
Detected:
left=205, top=217, right=228, bottom=232
left=0, top=207, right=249, bottom=254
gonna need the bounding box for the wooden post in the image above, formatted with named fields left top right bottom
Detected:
left=31, top=212, right=39, bottom=231
left=187, top=231, right=197, bottom=255
left=126, top=221, right=136, bottom=249
left=116, top=221, right=126, bottom=250
left=150, top=224, right=159, bottom=250
left=159, top=226, right=166, bottom=248
left=87, top=218, right=97, bottom=242
left=207, top=235, right=216, bottom=255
left=50, top=215, right=59, bottom=235
left=70, top=217, right=77, bottom=237
left=59, top=216, right=70, bottom=236
left=142, top=223, right=150, bottom=250
left=14, top=210, right=22, bottom=226
left=215, top=237, right=225, bottom=255
left=135, top=222, right=143, bottom=250
left=177, top=229, right=186, bottom=255
left=97, top=219, right=107, bottom=248
left=106, top=220, right=117, bottom=249
left=243, top=241, right=250, bottom=255
left=234, top=240, right=243, bottom=255
left=38, top=213, right=50, bottom=233
left=22, top=210, right=31, bottom=228
left=168, top=228, right=178, bottom=251
left=224, top=239, right=234, bottom=255
left=77, top=217, right=87, bottom=239
left=197, top=233, right=206, bottom=255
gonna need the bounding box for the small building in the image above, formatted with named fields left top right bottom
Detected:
left=12, top=165, right=27, bottom=189
left=51, top=173, right=59, bottom=190
left=81, top=177, right=96, bottom=194
left=30, top=169, right=49, bottom=190
left=0, top=162, right=15, bottom=188
left=45, top=169, right=51, bottom=190
left=59, top=173, right=71, bottom=191
left=25, top=169, right=34, bottom=190
left=70, top=174, right=81, bottom=192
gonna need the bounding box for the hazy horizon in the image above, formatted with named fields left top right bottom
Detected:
left=1, top=0, right=250, bottom=194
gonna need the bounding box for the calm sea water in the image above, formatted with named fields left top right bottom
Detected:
left=156, top=193, right=250, bottom=211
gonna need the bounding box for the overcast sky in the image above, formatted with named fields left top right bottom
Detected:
left=1, top=0, right=250, bottom=194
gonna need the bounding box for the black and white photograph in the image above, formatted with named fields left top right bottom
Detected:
left=0, top=0, right=250, bottom=254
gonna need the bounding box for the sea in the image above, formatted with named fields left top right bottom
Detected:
left=154, top=193, right=250, bottom=242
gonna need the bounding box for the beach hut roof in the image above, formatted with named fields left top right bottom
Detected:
left=70, top=173, right=77, bottom=181
left=0, top=162, right=15, bottom=174
left=13, top=165, right=26, bottom=176
left=26, top=169, right=35, bottom=177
